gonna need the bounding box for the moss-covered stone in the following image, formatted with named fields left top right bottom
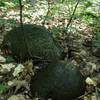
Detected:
left=30, top=61, right=85, bottom=100
left=2, top=24, right=62, bottom=62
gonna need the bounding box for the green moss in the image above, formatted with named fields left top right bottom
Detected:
left=2, top=24, right=62, bottom=62
left=30, top=61, right=85, bottom=100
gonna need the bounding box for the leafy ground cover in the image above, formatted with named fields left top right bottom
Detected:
left=0, top=0, right=100, bottom=100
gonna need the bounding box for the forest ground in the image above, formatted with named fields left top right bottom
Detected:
left=0, top=1, right=100, bottom=100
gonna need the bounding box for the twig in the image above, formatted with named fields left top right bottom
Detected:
left=18, top=0, right=32, bottom=61
left=64, top=0, right=81, bottom=37
left=19, top=0, right=23, bottom=28
left=42, top=1, right=51, bottom=26
left=62, top=0, right=81, bottom=60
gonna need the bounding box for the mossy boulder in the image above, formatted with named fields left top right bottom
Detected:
left=30, top=61, right=85, bottom=100
left=1, top=24, right=62, bottom=62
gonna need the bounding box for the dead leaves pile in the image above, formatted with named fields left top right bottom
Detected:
left=0, top=56, right=34, bottom=100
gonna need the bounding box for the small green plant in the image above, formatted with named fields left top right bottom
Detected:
left=0, top=84, right=8, bottom=94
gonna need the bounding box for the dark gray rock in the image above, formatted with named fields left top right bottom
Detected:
left=1, top=24, right=62, bottom=62
left=30, top=61, right=85, bottom=100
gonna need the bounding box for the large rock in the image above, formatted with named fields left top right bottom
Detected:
left=1, top=24, right=62, bottom=62
left=30, top=61, right=85, bottom=100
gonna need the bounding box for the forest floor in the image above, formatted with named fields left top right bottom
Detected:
left=0, top=1, right=100, bottom=100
